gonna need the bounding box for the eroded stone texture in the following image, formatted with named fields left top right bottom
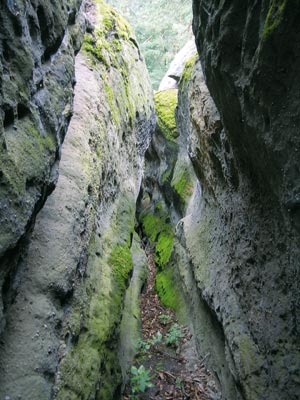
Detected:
left=174, top=2, right=300, bottom=399
left=159, top=40, right=197, bottom=91
left=0, top=1, right=155, bottom=399
left=192, top=0, right=300, bottom=216
left=0, top=0, right=85, bottom=333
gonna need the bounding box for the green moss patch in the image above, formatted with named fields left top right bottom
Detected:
left=171, top=166, right=194, bottom=206
left=155, top=230, right=174, bottom=270
left=82, top=0, right=133, bottom=70
left=104, top=79, right=120, bottom=124
left=156, top=267, right=178, bottom=310
left=154, top=89, right=178, bottom=141
left=179, top=53, right=198, bottom=88
left=0, top=118, right=56, bottom=198
left=161, top=169, right=172, bottom=184
left=56, top=193, right=137, bottom=400
left=142, top=213, right=164, bottom=242
left=141, top=212, right=174, bottom=270
left=141, top=210, right=182, bottom=312
left=109, top=244, right=133, bottom=291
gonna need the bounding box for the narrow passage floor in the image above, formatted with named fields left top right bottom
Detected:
left=123, top=246, right=221, bottom=400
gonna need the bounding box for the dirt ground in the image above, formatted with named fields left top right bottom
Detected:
left=122, top=249, right=221, bottom=400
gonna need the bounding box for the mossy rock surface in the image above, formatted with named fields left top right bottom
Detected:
left=179, top=53, right=198, bottom=89
left=118, top=234, right=148, bottom=384
left=56, top=193, right=136, bottom=400
left=171, top=164, right=194, bottom=208
left=0, top=1, right=155, bottom=399
left=82, top=0, right=133, bottom=69
left=141, top=211, right=174, bottom=270
left=51, top=2, right=155, bottom=397
left=0, top=0, right=85, bottom=264
left=154, top=89, right=179, bottom=141
left=156, top=267, right=178, bottom=311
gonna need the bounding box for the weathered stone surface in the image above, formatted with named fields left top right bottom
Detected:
left=176, top=59, right=243, bottom=399
left=159, top=40, right=197, bottom=91
left=171, top=2, right=300, bottom=399
left=144, top=32, right=300, bottom=397
left=0, top=0, right=85, bottom=333
left=118, top=233, right=148, bottom=387
left=192, top=0, right=300, bottom=216
left=1, top=1, right=298, bottom=399
left=0, top=1, right=155, bottom=399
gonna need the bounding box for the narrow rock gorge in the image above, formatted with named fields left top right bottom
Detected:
left=0, top=1, right=299, bottom=400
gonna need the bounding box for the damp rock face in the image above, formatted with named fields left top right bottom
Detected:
left=0, top=1, right=155, bottom=399
left=173, top=2, right=300, bottom=399
left=0, top=0, right=85, bottom=333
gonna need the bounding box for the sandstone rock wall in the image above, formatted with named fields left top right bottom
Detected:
left=0, top=0, right=85, bottom=334
left=1, top=1, right=299, bottom=399
left=0, top=1, right=155, bottom=399
left=174, top=1, right=300, bottom=398
left=141, top=25, right=300, bottom=396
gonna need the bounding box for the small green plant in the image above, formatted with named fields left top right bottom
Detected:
left=165, top=323, right=184, bottom=347
left=136, top=331, right=162, bottom=353
left=158, top=313, right=172, bottom=325
left=175, top=377, right=184, bottom=389
left=137, top=338, right=151, bottom=352
left=151, top=331, right=163, bottom=345
left=130, top=365, right=154, bottom=397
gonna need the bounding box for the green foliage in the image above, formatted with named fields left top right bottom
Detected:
left=106, top=0, right=193, bottom=89
left=151, top=331, right=163, bottom=345
left=158, top=313, right=172, bottom=325
left=175, top=377, right=184, bottom=389
left=154, top=89, right=178, bottom=141
left=130, top=365, right=154, bottom=395
left=136, top=331, right=162, bottom=354
left=263, top=0, right=287, bottom=39
left=137, top=338, right=151, bottom=352
left=165, top=323, right=184, bottom=347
